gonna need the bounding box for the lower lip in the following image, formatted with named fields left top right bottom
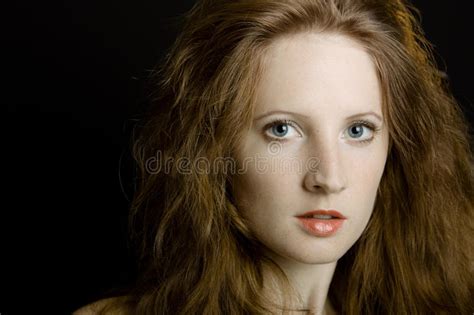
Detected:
left=296, top=217, right=345, bottom=237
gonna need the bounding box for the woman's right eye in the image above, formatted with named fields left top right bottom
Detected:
left=264, top=119, right=301, bottom=141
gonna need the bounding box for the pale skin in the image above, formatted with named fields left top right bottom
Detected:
left=232, top=32, right=390, bottom=314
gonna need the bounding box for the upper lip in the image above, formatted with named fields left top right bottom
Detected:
left=295, top=209, right=347, bottom=219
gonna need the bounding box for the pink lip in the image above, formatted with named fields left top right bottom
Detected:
left=296, top=209, right=347, bottom=219
left=295, top=209, right=347, bottom=237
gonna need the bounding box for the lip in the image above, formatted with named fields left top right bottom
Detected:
left=295, top=209, right=347, bottom=237
left=295, top=209, right=347, bottom=219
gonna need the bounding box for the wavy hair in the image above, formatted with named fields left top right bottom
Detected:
left=99, top=0, right=474, bottom=314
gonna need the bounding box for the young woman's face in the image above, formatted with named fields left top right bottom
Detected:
left=232, top=33, right=389, bottom=264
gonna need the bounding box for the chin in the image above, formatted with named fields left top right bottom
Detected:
left=267, top=245, right=346, bottom=266
left=290, top=252, right=343, bottom=265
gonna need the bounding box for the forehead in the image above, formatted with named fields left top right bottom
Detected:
left=256, top=32, right=382, bottom=117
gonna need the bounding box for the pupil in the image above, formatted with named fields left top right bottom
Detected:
left=273, top=124, right=288, bottom=136
left=350, top=125, right=363, bottom=138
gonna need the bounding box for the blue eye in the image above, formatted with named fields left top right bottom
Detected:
left=264, top=119, right=300, bottom=141
left=346, top=120, right=378, bottom=143
left=348, top=125, right=364, bottom=138
left=272, top=124, right=289, bottom=137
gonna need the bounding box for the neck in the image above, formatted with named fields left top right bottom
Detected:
left=262, top=251, right=338, bottom=315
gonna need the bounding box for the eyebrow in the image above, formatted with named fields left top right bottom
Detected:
left=254, top=110, right=310, bottom=121
left=254, top=110, right=383, bottom=123
left=346, top=111, right=383, bottom=122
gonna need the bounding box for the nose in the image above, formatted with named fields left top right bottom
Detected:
left=304, top=139, right=347, bottom=194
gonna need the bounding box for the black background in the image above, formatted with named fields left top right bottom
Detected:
left=3, top=1, right=473, bottom=314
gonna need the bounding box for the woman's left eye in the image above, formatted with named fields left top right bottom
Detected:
left=345, top=120, right=378, bottom=143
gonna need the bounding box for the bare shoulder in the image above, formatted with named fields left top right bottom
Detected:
left=72, top=296, right=130, bottom=315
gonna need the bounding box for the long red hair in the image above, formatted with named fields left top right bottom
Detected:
left=99, top=0, right=473, bottom=314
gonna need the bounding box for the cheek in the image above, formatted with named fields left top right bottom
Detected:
left=346, top=138, right=388, bottom=181
left=233, top=169, right=284, bottom=210
left=345, top=147, right=387, bottom=208
left=351, top=160, right=384, bottom=189
left=232, top=161, right=301, bottom=230
left=233, top=142, right=299, bottom=203
left=232, top=168, right=265, bottom=215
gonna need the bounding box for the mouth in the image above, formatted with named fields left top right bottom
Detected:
left=295, top=209, right=347, bottom=220
left=295, top=209, right=347, bottom=237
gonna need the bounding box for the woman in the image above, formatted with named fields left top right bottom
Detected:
left=75, top=0, right=474, bottom=314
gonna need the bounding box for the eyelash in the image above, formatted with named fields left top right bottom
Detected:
left=263, top=118, right=381, bottom=144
